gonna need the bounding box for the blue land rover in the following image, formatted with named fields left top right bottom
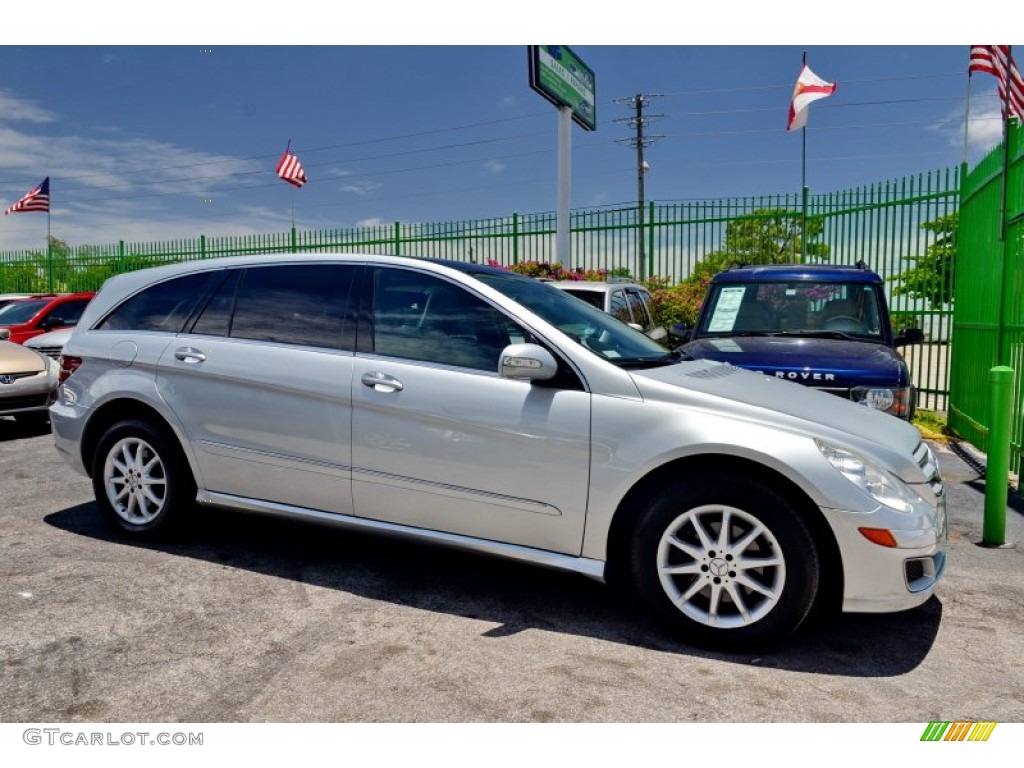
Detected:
left=678, top=264, right=924, bottom=420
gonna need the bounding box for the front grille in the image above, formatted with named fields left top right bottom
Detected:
left=817, top=386, right=852, bottom=398
left=0, top=393, right=52, bottom=411
left=0, top=370, right=41, bottom=382
left=30, top=345, right=63, bottom=360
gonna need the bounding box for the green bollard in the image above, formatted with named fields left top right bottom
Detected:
left=983, top=366, right=1014, bottom=547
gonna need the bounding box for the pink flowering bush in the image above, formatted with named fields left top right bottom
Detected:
left=496, top=260, right=611, bottom=282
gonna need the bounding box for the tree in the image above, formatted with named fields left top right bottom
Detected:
left=891, top=212, right=957, bottom=307
left=0, top=236, right=120, bottom=293
left=691, top=209, right=830, bottom=281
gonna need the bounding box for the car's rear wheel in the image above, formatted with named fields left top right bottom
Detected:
left=630, top=474, right=819, bottom=650
left=91, top=419, right=195, bottom=538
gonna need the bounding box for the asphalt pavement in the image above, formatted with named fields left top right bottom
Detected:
left=1, top=418, right=1022, bottom=722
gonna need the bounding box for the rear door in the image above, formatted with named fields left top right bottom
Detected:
left=156, top=263, right=358, bottom=514
left=350, top=265, right=592, bottom=555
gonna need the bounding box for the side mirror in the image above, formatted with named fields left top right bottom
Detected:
left=895, top=327, right=925, bottom=347
left=499, top=343, right=558, bottom=381
left=646, top=326, right=668, bottom=343
left=670, top=322, right=691, bottom=341
left=41, top=316, right=65, bottom=331
left=0, top=328, right=9, bottom=340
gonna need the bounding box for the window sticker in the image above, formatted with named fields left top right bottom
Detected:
left=708, top=338, right=743, bottom=353
left=707, top=286, right=746, bottom=332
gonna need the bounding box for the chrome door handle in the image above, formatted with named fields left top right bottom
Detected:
left=174, top=347, right=206, bottom=364
left=361, top=372, right=404, bottom=392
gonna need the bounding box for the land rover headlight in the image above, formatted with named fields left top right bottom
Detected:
left=850, top=386, right=912, bottom=418
left=815, top=440, right=921, bottom=513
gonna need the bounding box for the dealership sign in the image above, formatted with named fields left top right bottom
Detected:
left=528, top=46, right=596, bottom=131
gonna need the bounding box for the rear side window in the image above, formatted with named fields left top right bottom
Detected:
left=98, top=273, right=215, bottom=332
left=44, top=299, right=90, bottom=327
left=193, top=264, right=356, bottom=351
left=609, top=290, right=632, bottom=324
left=625, top=290, right=651, bottom=330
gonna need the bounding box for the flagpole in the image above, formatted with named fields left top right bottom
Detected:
left=963, top=49, right=973, bottom=166
left=999, top=46, right=1013, bottom=243
left=800, top=51, right=808, bottom=261
left=46, top=188, right=53, bottom=294
left=801, top=126, right=807, bottom=261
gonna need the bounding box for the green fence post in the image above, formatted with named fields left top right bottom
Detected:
left=648, top=200, right=656, bottom=279
left=394, top=221, right=401, bottom=256
left=290, top=226, right=298, bottom=253
left=118, top=240, right=125, bottom=274
left=200, top=234, right=206, bottom=260
left=46, top=237, right=54, bottom=294
left=983, top=365, right=1014, bottom=546
left=512, top=212, right=519, bottom=265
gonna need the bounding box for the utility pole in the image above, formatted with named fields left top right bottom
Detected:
left=615, top=93, right=662, bottom=281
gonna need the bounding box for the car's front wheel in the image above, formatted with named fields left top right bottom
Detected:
left=91, top=419, right=195, bottom=538
left=630, top=474, right=820, bottom=650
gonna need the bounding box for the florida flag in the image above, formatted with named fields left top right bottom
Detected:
left=787, top=56, right=837, bottom=131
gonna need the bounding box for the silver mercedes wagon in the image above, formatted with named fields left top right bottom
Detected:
left=51, top=254, right=946, bottom=649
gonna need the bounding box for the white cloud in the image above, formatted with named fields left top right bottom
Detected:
left=355, top=217, right=386, bottom=227
left=0, top=89, right=57, bottom=124
left=929, top=87, right=1007, bottom=162
left=341, top=180, right=382, bottom=197
left=0, top=87, right=274, bottom=249
left=483, top=159, right=506, bottom=173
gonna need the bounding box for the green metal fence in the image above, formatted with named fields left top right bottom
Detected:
left=0, top=170, right=959, bottom=407
left=949, top=121, right=1024, bottom=477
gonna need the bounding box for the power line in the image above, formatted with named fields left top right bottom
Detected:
left=650, top=71, right=964, bottom=99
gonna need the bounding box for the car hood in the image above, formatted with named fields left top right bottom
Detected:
left=0, top=341, right=47, bottom=374
left=681, top=336, right=904, bottom=387
left=629, top=359, right=922, bottom=475
left=25, top=327, right=74, bottom=348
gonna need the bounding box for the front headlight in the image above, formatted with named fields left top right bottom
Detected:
left=850, top=386, right=912, bottom=418
left=815, top=440, right=922, bottom=513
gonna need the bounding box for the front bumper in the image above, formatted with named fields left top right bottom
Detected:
left=824, top=495, right=947, bottom=613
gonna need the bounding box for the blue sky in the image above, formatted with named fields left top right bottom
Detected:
left=0, top=12, right=1019, bottom=251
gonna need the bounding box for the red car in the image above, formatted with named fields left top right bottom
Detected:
left=0, top=292, right=95, bottom=344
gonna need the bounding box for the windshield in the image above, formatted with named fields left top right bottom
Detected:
left=473, top=272, right=669, bottom=364
left=0, top=299, right=47, bottom=325
left=697, top=280, right=886, bottom=342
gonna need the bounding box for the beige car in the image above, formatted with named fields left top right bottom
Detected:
left=0, top=339, right=59, bottom=424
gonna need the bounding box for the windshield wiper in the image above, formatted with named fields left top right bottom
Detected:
left=769, top=330, right=861, bottom=341
left=613, top=355, right=679, bottom=369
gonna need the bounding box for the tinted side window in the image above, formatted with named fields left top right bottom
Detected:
left=371, top=268, right=519, bottom=371
left=625, top=290, right=651, bottom=330
left=191, top=270, right=240, bottom=337
left=227, top=264, right=355, bottom=350
left=44, top=299, right=90, bottom=327
left=609, top=290, right=631, bottom=324
left=98, top=272, right=215, bottom=332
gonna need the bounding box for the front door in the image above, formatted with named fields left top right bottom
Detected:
left=350, top=266, right=592, bottom=555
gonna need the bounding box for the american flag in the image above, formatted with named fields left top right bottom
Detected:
left=276, top=141, right=308, bottom=188
left=4, top=177, right=50, bottom=215
left=969, top=45, right=1024, bottom=121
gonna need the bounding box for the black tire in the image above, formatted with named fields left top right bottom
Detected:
left=91, top=419, right=196, bottom=539
left=630, top=474, right=819, bottom=651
